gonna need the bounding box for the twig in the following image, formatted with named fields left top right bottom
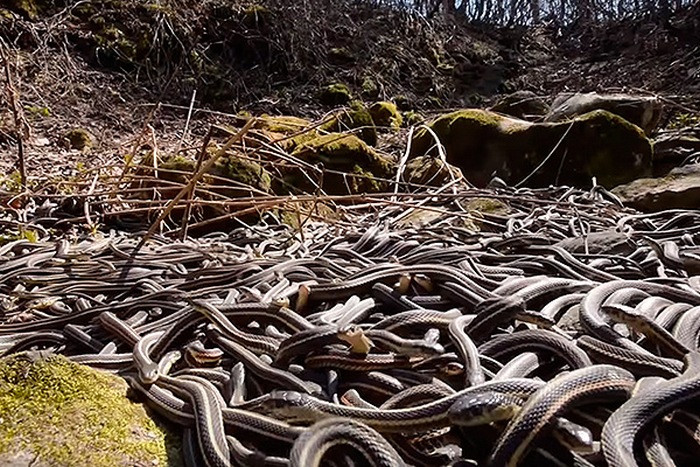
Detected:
left=1, top=40, right=30, bottom=188
left=180, top=125, right=213, bottom=240
left=177, top=89, right=197, bottom=154
left=132, top=117, right=257, bottom=254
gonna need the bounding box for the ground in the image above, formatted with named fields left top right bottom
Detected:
left=0, top=1, right=699, bottom=184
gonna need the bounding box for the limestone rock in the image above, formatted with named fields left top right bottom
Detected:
left=490, top=90, right=549, bottom=120
left=369, top=101, right=402, bottom=130
left=286, top=133, right=392, bottom=195
left=546, top=92, right=663, bottom=136
left=410, top=108, right=652, bottom=189
left=319, top=83, right=352, bottom=106
left=651, top=127, right=700, bottom=176
left=612, top=163, right=700, bottom=212
left=403, top=156, right=462, bottom=187
left=320, top=101, right=377, bottom=146
left=0, top=352, right=180, bottom=467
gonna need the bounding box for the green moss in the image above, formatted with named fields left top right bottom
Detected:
left=402, top=110, right=424, bottom=126
left=63, top=128, right=93, bottom=151
left=241, top=4, right=270, bottom=26
left=668, top=112, right=700, bottom=129
left=6, top=0, right=37, bottom=19
left=360, top=77, right=379, bottom=99
left=320, top=101, right=377, bottom=146
left=369, top=101, right=402, bottom=130
left=24, top=105, right=50, bottom=118
left=255, top=115, right=311, bottom=134
left=158, top=154, right=196, bottom=186
left=0, top=353, right=180, bottom=467
left=466, top=197, right=510, bottom=215
left=288, top=133, right=392, bottom=195
left=212, top=154, right=272, bottom=193
left=319, top=83, right=352, bottom=106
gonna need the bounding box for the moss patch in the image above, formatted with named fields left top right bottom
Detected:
left=0, top=353, right=180, bottom=467
left=62, top=128, right=93, bottom=151
left=410, top=108, right=651, bottom=188
left=288, top=132, right=393, bottom=195
left=319, top=83, right=352, bottom=106
left=320, top=101, right=377, bottom=146
left=402, top=111, right=424, bottom=126
left=466, top=197, right=510, bottom=215
left=369, top=101, right=402, bottom=130
left=255, top=115, right=311, bottom=134
left=212, top=153, right=272, bottom=194
left=6, top=0, right=38, bottom=19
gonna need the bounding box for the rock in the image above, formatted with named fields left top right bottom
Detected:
left=651, top=127, right=700, bottom=176
left=287, top=133, right=392, bottom=195
left=254, top=115, right=311, bottom=134
left=62, top=128, right=92, bottom=151
left=554, top=231, right=637, bottom=255
left=612, top=163, right=700, bottom=212
left=369, top=101, right=402, bottom=130
left=409, top=108, right=652, bottom=189
left=403, top=156, right=462, bottom=187
left=490, top=90, right=549, bottom=120
left=210, top=152, right=273, bottom=195
left=402, top=110, right=424, bottom=126
left=320, top=101, right=377, bottom=146
left=319, top=83, right=352, bottom=106
left=0, top=352, right=180, bottom=467
left=545, top=92, right=663, bottom=136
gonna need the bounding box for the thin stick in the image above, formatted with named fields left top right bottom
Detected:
left=180, top=125, right=213, bottom=240
left=1, top=40, right=29, bottom=188
left=132, top=117, right=257, bottom=254
left=177, top=89, right=197, bottom=154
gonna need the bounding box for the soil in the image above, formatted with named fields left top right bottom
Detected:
left=1, top=0, right=699, bottom=181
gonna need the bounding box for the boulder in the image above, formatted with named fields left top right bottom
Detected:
left=319, top=83, right=352, bottom=106
left=611, top=163, right=700, bottom=212
left=369, top=101, right=402, bottom=130
left=319, top=101, right=377, bottom=146
left=409, top=109, right=652, bottom=189
left=546, top=92, right=663, bottom=136
left=490, top=90, right=549, bottom=120
left=403, top=156, right=462, bottom=187
left=651, top=127, right=700, bottom=176
left=0, top=352, right=179, bottom=467
left=285, top=133, right=393, bottom=195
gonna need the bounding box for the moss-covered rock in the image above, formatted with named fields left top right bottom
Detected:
left=328, top=47, right=355, bottom=65
left=402, top=111, right=424, bottom=126
left=490, top=90, right=549, bottom=120
left=284, top=133, right=393, bottom=195
left=5, top=0, right=38, bottom=19
left=211, top=153, right=272, bottom=195
left=410, top=108, right=652, bottom=189
left=403, top=156, right=462, bottom=187
left=62, top=128, right=93, bottom=151
left=320, top=101, right=377, bottom=146
left=360, top=76, right=379, bottom=100
left=240, top=4, right=271, bottom=27
left=319, top=83, right=352, bottom=106
left=0, top=352, right=180, bottom=467
left=369, top=101, right=402, bottom=130
left=255, top=115, right=311, bottom=134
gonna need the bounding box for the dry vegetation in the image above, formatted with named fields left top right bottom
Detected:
left=1, top=0, right=699, bottom=237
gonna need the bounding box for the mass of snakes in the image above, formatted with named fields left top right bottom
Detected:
left=2, top=182, right=700, bottom=467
